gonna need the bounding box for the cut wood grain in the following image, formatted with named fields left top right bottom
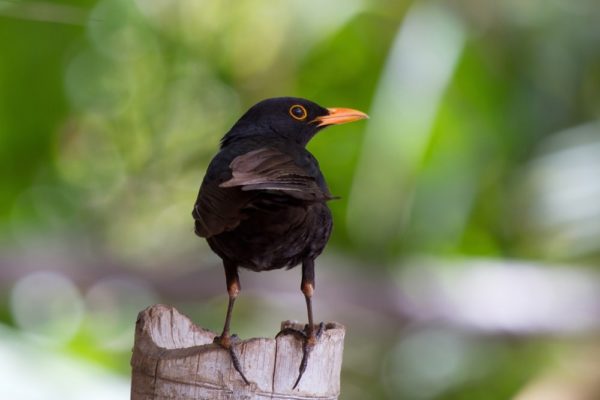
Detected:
left=130, top=304, right=345, bottom=400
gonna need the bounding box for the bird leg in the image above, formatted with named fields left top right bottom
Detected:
left=276, top=259, right=323, bottom=389
left=213, top=262, right=249, bottom=384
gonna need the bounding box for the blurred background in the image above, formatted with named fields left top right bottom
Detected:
left=1, top=0, right=600, bottom=399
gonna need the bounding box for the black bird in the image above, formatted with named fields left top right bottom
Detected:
left=192, top=97, right=367, bottom=387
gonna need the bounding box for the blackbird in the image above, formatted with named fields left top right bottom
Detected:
left=192, top=97, right=367, bottom=387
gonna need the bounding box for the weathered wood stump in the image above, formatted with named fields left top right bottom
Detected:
left=130, top=304, right=345, bottom=400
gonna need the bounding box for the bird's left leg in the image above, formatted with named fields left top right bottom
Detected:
left=276, top=258, right=324, bottom=389
left=213, top=260, right=249, bottom=384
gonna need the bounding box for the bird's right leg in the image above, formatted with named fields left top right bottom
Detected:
left=276, top=258, right=324, bottom=389
left=213, top=260, right=249, bottom=384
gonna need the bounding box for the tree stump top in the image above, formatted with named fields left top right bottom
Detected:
left=130, top=304, right=346, bottom=400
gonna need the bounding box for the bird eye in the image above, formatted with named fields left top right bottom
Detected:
left=289, top=105, right=308, bottom=121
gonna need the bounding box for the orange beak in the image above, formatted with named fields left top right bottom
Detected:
left=314, top=107, right=369, bottom=127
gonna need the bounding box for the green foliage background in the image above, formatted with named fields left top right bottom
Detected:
left=1, top=0, right=600, bottom=399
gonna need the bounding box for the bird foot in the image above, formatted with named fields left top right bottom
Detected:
left=213, top=333, right=249, bottom=385
left=276, top=322, right=325, bottom=389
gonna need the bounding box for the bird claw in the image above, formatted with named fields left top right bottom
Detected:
left=276, top=322, right=325, bottom=389
left=213, top=334, right=249, bottom=385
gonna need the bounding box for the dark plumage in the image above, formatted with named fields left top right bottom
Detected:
left=192, top=97, right=367, bottom=387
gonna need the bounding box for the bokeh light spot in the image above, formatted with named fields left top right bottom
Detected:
left=84, top=276, right=158, bottom=350
left=10, top=272, right=84, bottom=345
left=384, top=328, right=473, bottom=399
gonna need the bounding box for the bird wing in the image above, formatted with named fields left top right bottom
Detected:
left=193, top=147, right=332, bottom=238
left=219, top=147, right=333, bottom=201
left=192, top=181, right=252, bottom=238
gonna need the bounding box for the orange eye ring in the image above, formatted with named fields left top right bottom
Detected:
left=289, top=105, right=308, bottom=121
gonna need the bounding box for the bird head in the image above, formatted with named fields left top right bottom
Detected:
left=222, top=97, right=368, bottom=147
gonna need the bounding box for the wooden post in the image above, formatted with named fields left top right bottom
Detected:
left=130, top=304, right=346, bottom=400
